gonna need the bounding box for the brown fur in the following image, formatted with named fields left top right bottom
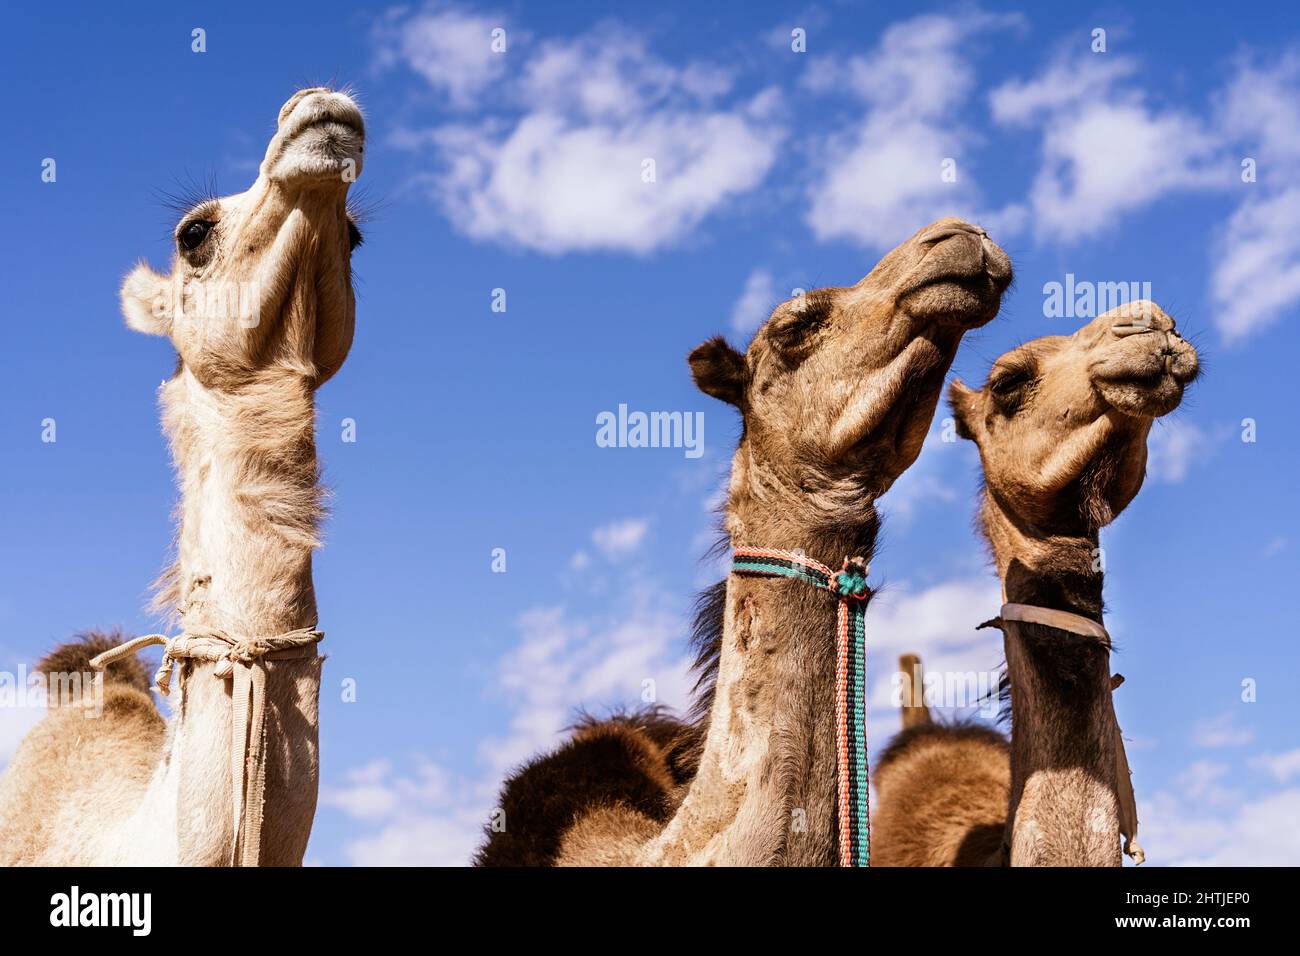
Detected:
left=475, top=709, right=692, bottom=867
left=872, top=722, right=1009, bottom=866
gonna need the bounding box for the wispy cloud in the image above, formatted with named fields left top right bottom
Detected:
left=1145, top=419, right=1222, bottom=484
left=991, top=51, right=1225, bottom=243
left=1143, top=783, right=1300, bottom=865
left=0, top=702, right=44, bottom=773
left=730, top=268, right=777, bottom=335
left=1249, top=747, right=1300, bottom=783
left=1192, top=710, right=1255, bottom=749
left=324, top=563, right=693, bottom=865
left=865, top=576, right=1003, bottom=721
left=1211, top=186, right=1300, bottom=343
left=382, top=13, right=783, bottom=254
left=591, top=517, right=650, bottom=558
left=803, top=12, right=1024, bottom=249
left=321, top=757, right=490, bottom=866
left=373, top=2, right=512, bottom=108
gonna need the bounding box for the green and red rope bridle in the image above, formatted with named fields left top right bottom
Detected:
left=731, top=547, right=872, bottom=867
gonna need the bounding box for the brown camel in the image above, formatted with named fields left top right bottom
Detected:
left=0, top=87, right=364, bottom=865
left=872, top=301, right=1200, bottom=866
left=476, top=218, right=1013, bottom=866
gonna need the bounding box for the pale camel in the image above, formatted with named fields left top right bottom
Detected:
left=476, top=218, right=1013, bottom=866
left=872, top=301, right=1199, bottom=866
left=0, top=87, right=365, bottom=866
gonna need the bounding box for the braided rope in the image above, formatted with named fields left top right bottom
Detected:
left=733, top=547, right=872, bottom=867
left=89, top=624, right=323, bottom=867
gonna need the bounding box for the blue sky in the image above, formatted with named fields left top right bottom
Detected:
left=1, top=1, right=1297, bottom=865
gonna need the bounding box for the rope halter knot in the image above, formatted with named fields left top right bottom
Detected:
left=831, top=557, right=871, bottom=602
left=86, top=623, right=323, bottom=867
left=731, top=546, right=872, bottom=867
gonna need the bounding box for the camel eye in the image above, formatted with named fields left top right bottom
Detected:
left=347, top=221, right=363, bottom=250
left=179, top=220, right=214, bottom=251
left=770, top=294, right=831, bottom=348
left=988, top=363, right=1035, bottom=412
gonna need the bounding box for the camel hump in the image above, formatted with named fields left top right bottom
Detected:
left=37, top=630, right=154, bottom=699
left=474, top=707, right=697, bottom=867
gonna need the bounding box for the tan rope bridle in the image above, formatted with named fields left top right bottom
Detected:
left=994, top=602, right=1145, bottom=864
left=89, top=624, right=323, bottom=867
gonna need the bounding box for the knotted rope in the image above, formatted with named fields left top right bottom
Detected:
left=732, top=547, right=872, bottom=867
left=89, top=624, right=323, bottom=867
left=990, top=603, right=1144, bottom=864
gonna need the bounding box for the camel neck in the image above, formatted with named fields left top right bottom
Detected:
left=147, top=366, right=325, bottom=866
left=159, top=366, right=322, bottom=636
left=980, top=492, right=1104, bottom=623
left=979, top=491, right=1121, bottom=866
left=645, top=507, right=878, bottom=865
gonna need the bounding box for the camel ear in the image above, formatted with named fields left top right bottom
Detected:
left=689, top=337, right=747, bottom=406
left=948, top=379, right=979, bottom=440
left=120, top=263, right=173, bottom=337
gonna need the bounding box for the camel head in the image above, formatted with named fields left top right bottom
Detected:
left=950, top=301, right=1200, bottom=534
left=119, top=88, right=364, bottom=390
left=691, top=218, right=1012, bottom=512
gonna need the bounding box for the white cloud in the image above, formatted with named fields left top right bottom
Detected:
left=0, top=653, right=45, bottom=772
left=804, top=13, right=1021, bottom=249
left=322, top=757, right=490, bottom=866
left=344, top=811, right=488, bottom=866
left=1145, top=419, right=1219, bottom=484
left=319, top=759, right=403, bottom=821
left=1206, top=51, right=1300, bottom=342
left=991, top=53, right=1224, bottom=242
left=482, top=588, right=692, bottom=772
left=990, top=55, right=1137, bottom=125
left=326, top=568, right=694, bottom=865
left=1174, top=759, right=1239, bottom=804
left=865, top=577, right=1004, bottom=720
left=1192, top=711, right=1255, bottom=749
left=877, top=429, right=972, bottom=524
left=391, top=25, right=782, bottom=254
left=0, top=702, right=43, bottom=773
left=1215, top=50, right=1300, bottom=164
left=373, top=3, right=510, bottom=108
left=591, top=517, right=650, bottom=558
left=1250, top=748, right=1300, bottom=783
left=1143, top=785, right=1300, bottom=866
left=1210, top=187, right=1300, bottom=343
left=730, top=268, right=777, bottom=335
